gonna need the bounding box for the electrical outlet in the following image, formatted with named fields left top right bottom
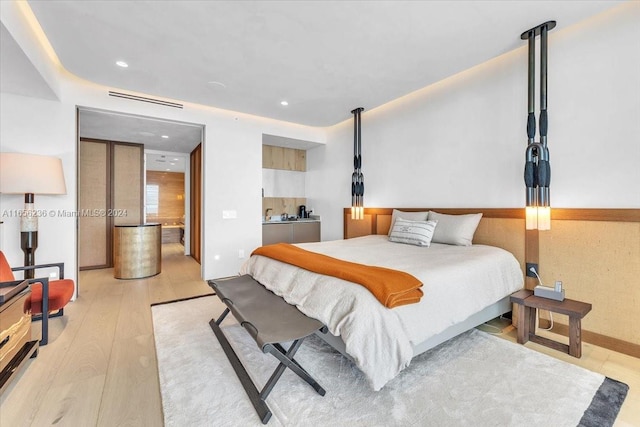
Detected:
left=238, top=249, right=245, bottom=259
left=526, top=263, right=538, bottom=278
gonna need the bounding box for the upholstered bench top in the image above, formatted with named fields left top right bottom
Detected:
left=209, top=274, right=323, bottom=350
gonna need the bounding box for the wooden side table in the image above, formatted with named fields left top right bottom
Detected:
left=510, top=289, right=592, bottom=358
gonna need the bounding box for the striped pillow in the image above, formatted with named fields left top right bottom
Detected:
left=388, top=218, right=438, bottom=247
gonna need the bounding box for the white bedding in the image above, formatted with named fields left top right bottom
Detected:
left=239, top=235, right=523, bottom=390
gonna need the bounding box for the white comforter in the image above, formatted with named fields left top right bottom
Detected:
left=239, top=235, right=523, bottom=390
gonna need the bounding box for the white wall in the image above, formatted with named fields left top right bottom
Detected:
left=1, top=90, right=324, bottom=283
left=307, top=2, right=640, bottom=241
left=1, top=3, right=326, bottom=284
left=2, top=2, right=638, bottom=283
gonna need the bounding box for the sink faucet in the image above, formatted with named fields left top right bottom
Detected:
left=265, top=208, right=273, bottom=220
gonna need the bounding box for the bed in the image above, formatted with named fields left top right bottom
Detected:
left=240, top=209, right=525, bottom=391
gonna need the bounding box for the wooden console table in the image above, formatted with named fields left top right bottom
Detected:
left=0, top=280, right=39, bottom=395
left=510, top=289, right=592, bottom=358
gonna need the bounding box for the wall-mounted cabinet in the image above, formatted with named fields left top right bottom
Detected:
left=262, top=145, right=306, bottom=171
left=262, top=144, right=307, bottom=217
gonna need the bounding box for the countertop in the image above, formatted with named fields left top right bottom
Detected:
left=262, top=218, right=320, bottom=224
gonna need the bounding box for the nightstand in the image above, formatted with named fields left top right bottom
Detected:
left=510, top=289, right=592, bottom=358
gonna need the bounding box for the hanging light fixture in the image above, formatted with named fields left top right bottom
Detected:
left=351, top=107, right=364, bottom=220
left=522, top=21, right=555, bottom=231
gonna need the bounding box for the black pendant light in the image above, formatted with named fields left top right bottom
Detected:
left=351, top=107, right=364, bottom=220
left=523, top=21, right=556, bottom=230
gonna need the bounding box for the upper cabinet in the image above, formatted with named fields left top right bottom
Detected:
left=262, top=145, right=306, bottom=171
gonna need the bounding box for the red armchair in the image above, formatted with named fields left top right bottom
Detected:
left=0, top=251, right=74, bottom=345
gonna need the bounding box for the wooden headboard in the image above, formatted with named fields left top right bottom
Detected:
left=343, top=207, right=526, bottom=272
left=344, top=207, right=640, bottom=357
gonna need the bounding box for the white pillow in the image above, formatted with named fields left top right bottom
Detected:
left=427, top=211, right=482, bottom=246
left=388, top=218, right=438, bottom=247
left=387, top=209, right=429, bottom=236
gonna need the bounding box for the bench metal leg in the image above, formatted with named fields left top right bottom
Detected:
left=264, top=342, right=325, bottom=396
left=215, top=307, right=230, bottom=325
left=209, top=317, right=273, bottom=424
left=209, top=312, right=325, bottom=424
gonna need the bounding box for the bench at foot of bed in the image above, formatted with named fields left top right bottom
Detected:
left=208, top=274, right=326, bottom=424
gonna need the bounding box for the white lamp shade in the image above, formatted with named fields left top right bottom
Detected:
left=525, top=206, right=538, bottom=230
left=0, top=152, right=67, bottom=195
left=537, top=206, right=551, bottom=231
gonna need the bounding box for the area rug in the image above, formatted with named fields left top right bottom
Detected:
left=151, top=296, right=628, bottom=427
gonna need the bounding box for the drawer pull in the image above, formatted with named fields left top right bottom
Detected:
left=0, top=335, right=9, bottom=350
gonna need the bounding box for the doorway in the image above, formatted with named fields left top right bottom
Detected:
left=76, top=107, right=204, bottom=284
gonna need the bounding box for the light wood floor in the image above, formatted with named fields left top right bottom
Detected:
left=1, top=243, right=638, bottom=426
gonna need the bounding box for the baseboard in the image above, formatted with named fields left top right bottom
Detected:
left=551, top=323, right=640, bottom=359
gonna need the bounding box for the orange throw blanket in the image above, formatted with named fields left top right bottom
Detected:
left=252, top=243, right=423, bottom=308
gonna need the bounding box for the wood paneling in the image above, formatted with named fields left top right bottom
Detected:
left=262, top=145, right=306, bottom=171
left=113, top=144, right=142, bottom=226
left=551, top=208, right=640, bottom=222
left=549, top=322, right=640, bottom=359
left=79, top=141, right=109, bottom=269
left=539, top=220, right=640, bottom=348
left=343, top=208, right=526, bottom=268
left=525, top=229, right=539, bottom=291
left=145, top=171, right=185, bottom=225
left=79, top=139, right=143, bottom=270
left=190, top=144, right=202, bottom=264
left=342, top=207, right=640, bottom=357
left=161, top=226, right=182, bottom=244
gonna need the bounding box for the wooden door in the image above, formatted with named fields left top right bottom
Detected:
left=79, top=139, right=143, bottom=269
left=190, top=143, right=202, bottom=264
left=112, top=143, right=143, bottom=225
left=79, top=140, right=110, bottom=269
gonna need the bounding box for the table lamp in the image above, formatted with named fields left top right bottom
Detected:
left=0, top=153, right=67, bottom=278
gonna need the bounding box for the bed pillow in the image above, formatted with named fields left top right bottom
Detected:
left=387, top=209, right=429, bottom=236
left=388, top=218, right=438, bottom=247
left=427, top=211, right=482, bottom=246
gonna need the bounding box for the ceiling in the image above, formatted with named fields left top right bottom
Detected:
left=78, top=108, right=203, bottom=152
left=0, top=22, right=57, bottom=100
left=145, top=152, right=188, bottom=173
left=22, top=0, right=622, bottom=128
left=78, top=108, right=201, bottom=172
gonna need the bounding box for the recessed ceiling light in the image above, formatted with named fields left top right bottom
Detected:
left=280, top=101, right=289, bottom=106
left=116, top=61, right=128, bottom=68
left=208, top=81, right=226, bottom=88
left=166, top=168, right=171, bottom=171
left=173, top=158, right=179, bottom=161
left=161, top=135, right=169, bottom=139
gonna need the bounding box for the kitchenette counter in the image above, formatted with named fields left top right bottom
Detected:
left=262, top=219, right=320, bottom=245
left=262, top=218, right=320, bottom=224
